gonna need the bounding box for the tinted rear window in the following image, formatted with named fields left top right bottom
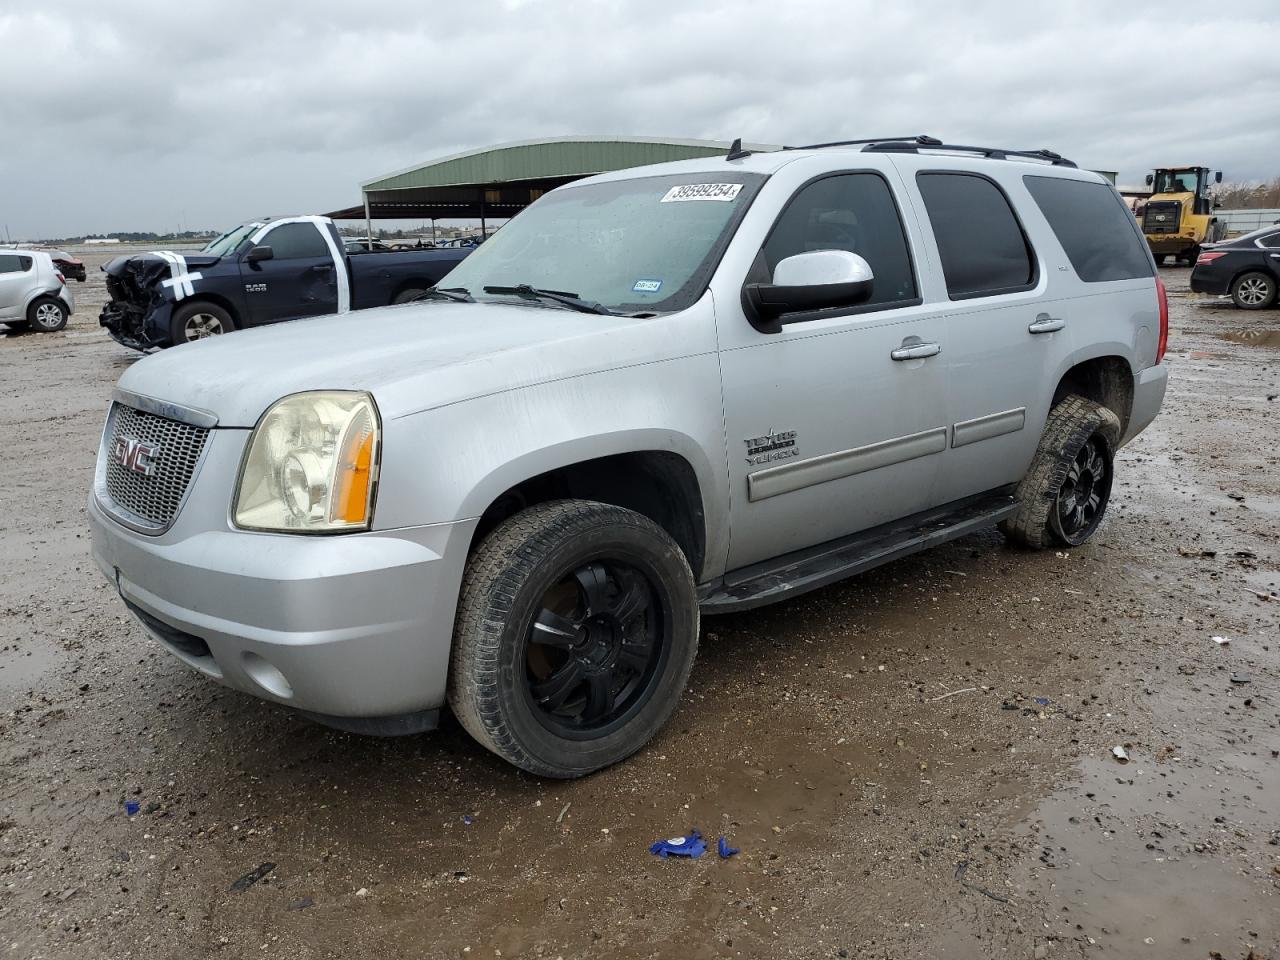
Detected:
left=1023, top=176, right=1154, bottom=282
left=916, top=173, right=1036, bottom=299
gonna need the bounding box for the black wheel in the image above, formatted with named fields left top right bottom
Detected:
left=1180, top=245, right=1200, bottom=265
left=1230, top=272, right=1277, bottom=310
left=1000, top=395, right=1121, bottom=549
left=1154, top=254, right=1168, bottom=265
left=170, top=301, right=235, bottom=344
left=27, top=296, right=68, bottom=332
left=448, top=499, right=699, bottom=778
left=392, top=288, right=426, bottom=304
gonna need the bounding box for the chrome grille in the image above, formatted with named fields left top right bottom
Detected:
left=102, top=403, right=210, bottom=531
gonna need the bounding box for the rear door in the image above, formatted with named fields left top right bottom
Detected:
left=240, top=221, right=342, bottom=326
left=0, top=254, right=33, bottom=321
left=898, top=165, right=1071, bottom=505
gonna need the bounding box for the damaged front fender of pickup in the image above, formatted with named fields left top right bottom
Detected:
left=99, top=255, right=183, bottom=351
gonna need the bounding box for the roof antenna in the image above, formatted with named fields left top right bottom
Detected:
left=726, top=138, right=752, bottom=161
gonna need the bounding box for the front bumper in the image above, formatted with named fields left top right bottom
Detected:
left=89, top=475, right=476, bottom=729
left=99, top=299, right=172, bottom=351
left=1121, top=362, right=1168, bottom=446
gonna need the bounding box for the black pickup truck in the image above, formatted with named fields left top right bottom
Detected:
left=100, top=216, right=471, bottom=350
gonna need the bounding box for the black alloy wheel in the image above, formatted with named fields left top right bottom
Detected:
left=1049, top=434, right=1113, bottom=546
left=523, top=560, right=665, bottom=737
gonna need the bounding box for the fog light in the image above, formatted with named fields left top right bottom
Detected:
left=241, top=652, right=293, bottom=699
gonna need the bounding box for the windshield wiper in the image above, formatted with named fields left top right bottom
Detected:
left=411, top=286, right=474, bottom=303
left=483, top=284, right=614, bottom=315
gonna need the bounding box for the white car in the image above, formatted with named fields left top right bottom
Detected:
left=0, top=250, right=74, bottom=332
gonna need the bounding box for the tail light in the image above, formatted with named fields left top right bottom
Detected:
left=1196, top=251, right=1227, bottom=264
left=1155, top=276, right=1169, bottom=364
left=55, top=273, right=66, bottom=285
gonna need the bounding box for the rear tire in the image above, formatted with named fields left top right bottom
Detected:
left=448, top=499, right=699, bottom=778
left=1000, top=395, right=1121, bottom=549
left=27, top=296, right=68, bottom=332
left=391, top=288, right=426, bottom=304
left=170, top=301, right=235, bottom=345
left=1230, top=272, right=1277, bottom=310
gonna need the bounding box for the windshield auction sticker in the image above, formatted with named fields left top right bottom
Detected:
left=660, top=183, right=743, bottom=203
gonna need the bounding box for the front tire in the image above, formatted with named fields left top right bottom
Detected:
left=27, top=296, right=68, bottom=332
left=170, top=301, right=235, bottom=345
left=1230, top=272, right=1277, bottom=310
left=448, top=499, right=699, bottom=778
left=1000, top=395, right=1121, bottom=549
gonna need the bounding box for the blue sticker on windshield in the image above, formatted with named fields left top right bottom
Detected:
left=633, top=279, right=663, bottom=294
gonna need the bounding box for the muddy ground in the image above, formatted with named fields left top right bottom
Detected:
left=1, top=255, right=1277, bottom=960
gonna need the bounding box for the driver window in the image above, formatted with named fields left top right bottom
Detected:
left=763, top=173, right=917, bottom=308
left=261, top=223, right=330, bottom=260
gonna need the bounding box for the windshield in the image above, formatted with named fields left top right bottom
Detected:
left=202, top=222, right=263, bottom=258
left=439, top=172, right=766, bottom=314
left=1153, top=170, right=1200, bottom=194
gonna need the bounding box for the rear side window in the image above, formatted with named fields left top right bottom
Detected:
left=763, top=173, right=918, bottom=308
left=1260, top=233, right=1280, bottom=249
left=1023, top=176, right=1154, bottom=282
left=261, top=223, right=330, bottom=260
left=0, top=254, right=29, bottom=274
left=916, top=173, right=1036, bottom=299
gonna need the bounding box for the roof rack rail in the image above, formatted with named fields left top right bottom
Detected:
left=861, top=140, right=1077, bottom=168
left=784, top=135, right=940, bottom=151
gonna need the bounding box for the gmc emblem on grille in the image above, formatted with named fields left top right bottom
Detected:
left=111, top=435, right=160, bottom=477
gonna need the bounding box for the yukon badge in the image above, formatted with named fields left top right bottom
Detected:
left=111, top=435, right=160, bottom=477
left=745, top=429, right=798, bottom=466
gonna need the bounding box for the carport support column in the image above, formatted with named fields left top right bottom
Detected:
left=363, top=193, right=373, bottom=251
left=479, top=189, right=487, bottom=239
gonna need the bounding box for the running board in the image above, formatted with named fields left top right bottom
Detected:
left=698, top=491, right=1018, bottom=613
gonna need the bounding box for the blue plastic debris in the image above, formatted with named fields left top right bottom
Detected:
left=462, top=815, right=474, bottom=825
left=650, top=830, right=706, bottom=859
left=717, top=836, right=740, bottom=859
left=124, top=801, right=140, bottom=817
left=1032, top=697, right=1051, bottom=706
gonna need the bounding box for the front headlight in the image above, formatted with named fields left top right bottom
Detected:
left=233, top=391, right=380, bottom=533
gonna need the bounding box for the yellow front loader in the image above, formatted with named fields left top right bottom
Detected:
left=1140, top=167, right=1227, bottom=263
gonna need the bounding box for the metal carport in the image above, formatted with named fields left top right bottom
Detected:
left=325, top=136, right=779, bottom=239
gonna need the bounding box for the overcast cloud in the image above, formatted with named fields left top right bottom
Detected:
left=2, top=0, right=1278, bottom=238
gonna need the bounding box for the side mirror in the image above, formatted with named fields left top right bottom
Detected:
left=743, top=249, right=874, bottom=329
left=245, top=245, right=274, bottom=263
left=1145, top=173, right=1154, bottom=186
left=1214, top=171, right=1223, bottom=184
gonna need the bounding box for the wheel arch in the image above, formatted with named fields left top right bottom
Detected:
left=1050, top=352, right=1135, bottom=438
left=467, top=447, right=709, bottom=582
left=170, top=292, right=242, bottom=325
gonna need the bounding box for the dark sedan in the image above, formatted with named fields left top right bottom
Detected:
left=1191, top=226, right=1280, bottom=310
left=47, top=250, right=87, bottom=282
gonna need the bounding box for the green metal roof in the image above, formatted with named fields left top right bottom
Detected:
left=362, top=136, right=772, bottom=192
left=325, top=136, right=779, bottom=221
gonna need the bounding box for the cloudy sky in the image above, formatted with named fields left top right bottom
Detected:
left=2, top=0, right=1278, bottom=239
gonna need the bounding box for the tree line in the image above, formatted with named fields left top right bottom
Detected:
left=1216, top=177, right=1280, bottom=209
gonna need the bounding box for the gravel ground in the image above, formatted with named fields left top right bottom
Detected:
left=1, top=256, right=1277, bottom=960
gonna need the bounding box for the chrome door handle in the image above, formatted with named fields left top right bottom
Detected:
left=890, top=341, right=941, bottom=361
left=1028, top=314, right=1065, bottom=334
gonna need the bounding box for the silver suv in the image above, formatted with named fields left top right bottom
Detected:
left=0, top=249, right=74, bottom=332
left=89, top=137, right=1168, bottom=777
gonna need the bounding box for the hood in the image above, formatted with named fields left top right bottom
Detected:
left=114, top=300, right=690, bottom=427
left=102, top=251, right=222, bottom=283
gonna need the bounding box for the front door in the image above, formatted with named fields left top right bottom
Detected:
left=716, top=171, right=950, bottom=571
left=241, top=221, right=340, bottom=326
